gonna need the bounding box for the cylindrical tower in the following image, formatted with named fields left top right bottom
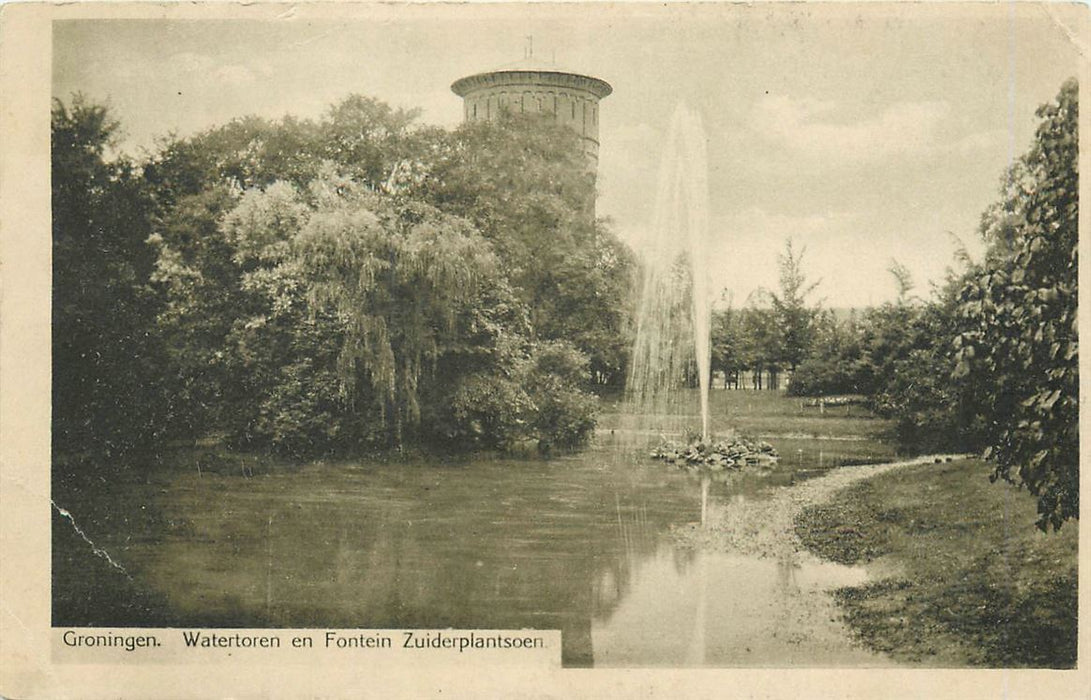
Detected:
left=451, top=58, right=612, bottom=166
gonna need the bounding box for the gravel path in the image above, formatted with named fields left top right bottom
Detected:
left=665, top=454, right=966, bottom=666
left=675, top=455, right=965, bottom=558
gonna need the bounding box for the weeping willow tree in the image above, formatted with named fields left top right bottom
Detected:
left=293, top=176, right=500, bottom=445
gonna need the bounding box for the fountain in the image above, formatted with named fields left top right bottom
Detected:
left=625, top=105, right=780, bottom=528
left=627, top=104, right=713, bottom=442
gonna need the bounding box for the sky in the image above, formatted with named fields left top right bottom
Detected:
left=53, top=4, right=1085, bottom=308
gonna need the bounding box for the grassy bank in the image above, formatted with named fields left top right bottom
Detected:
left=795, top=458, right=1077, bottom=667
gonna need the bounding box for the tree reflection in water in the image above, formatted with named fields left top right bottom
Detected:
left=138, top=447, right=701, bottom=666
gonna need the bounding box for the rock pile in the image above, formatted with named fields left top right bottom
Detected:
left=650, top=437, right=779, bottom=471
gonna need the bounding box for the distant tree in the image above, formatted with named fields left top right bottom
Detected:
left=869, top=281, right=966, bottom=452
left=887, top=258, right=916, bottom=304
left=738, top=290, right=779, bottom=389
left=770, top=238, right=821, bottom=372
left=787, top=310, right=866, bottom=396
left=710, top=304, right=742, bottom=389
left=955, top=78, right=1079, bottom=530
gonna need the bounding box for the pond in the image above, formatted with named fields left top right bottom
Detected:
left=122, top=415, right=894, bottom=667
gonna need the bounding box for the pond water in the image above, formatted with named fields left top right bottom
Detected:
left=132, top=427, right=889, bottom=667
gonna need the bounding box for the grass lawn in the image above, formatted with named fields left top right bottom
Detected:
left=708, top=389, right=892, bottom=439
left=795, top=458, right=1077, bottom=667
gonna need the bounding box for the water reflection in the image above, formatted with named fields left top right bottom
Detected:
left=590, top=546, right=880, bottom=667
left=130, top=441, right=884, bottom=667
left=139, top=446, right=701, bottom=665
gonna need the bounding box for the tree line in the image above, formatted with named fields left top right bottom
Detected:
left=709, top=238, right=819, bottom=391
left=710, top=80, right=1077, bottom=530
left=52, top=94, right=634, bottom=468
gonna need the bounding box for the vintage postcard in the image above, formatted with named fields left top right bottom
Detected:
left=1, top=1, right=1089, bottom=697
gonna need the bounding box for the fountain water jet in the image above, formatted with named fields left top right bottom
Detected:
left=627, top=104, right=713, bottom=442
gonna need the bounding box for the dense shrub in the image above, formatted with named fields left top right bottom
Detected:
left=525, top=341, right=599, bottom=449
left=444, top=374, right=535, bottom=450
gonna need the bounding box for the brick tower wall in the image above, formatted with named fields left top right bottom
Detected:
left=452, top=70, right=611, bottom=165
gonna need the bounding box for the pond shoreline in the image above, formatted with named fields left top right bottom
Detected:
left=793, top=457, right=1078, bottom=668
left=669, top=455, right=967, bottom=666
left=671, top=454, right=965, bottom=559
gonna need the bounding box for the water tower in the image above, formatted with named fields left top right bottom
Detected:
left=450, top=50, right=612, bottom=167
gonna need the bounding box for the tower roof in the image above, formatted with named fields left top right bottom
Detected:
left=451, top=59, right=612, bottom=99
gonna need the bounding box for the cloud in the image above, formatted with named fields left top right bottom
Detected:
left=948, top=128, right=1008, bottom=156
left=750, top=95, right=952, bottom=165
left=171, top=51, right=217, bottom=75
left=214, top=65, right=257, bottom=87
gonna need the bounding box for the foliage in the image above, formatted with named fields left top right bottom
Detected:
left=152, top=173, right=501, bottom=454
left=709, top=239, right=821, bottom=389
left=143, top=96, right=426, bottom=199
left=868, top=291, right=968, bottom=453
left=789, top=281, right=971, bottom=452
left=421, top=112, right=635, bottom=389
left=524, top=341, right=599, bottom=449
left=770, top=238, right=821, bottom=371
left=297, top=181, right=501, bottom=447
left=737, top=290, right=780, bottom=388
left=150, top=164, right=606, bottom=455
left=785, top=311, right=868, bottom=396
left=51, top=96, right=168, bottom=466
left=437, top=339, right=598, bottom=451
left=709, top=304, right=742, bottom=386
left=145, top=102, right=634, bottom=394
left=954, top=79, right=1079, bottom=530
left=444, top=374, right=535, bottom=450
left=129, top=93, right=636, bottom=456
left=148, top=185, right=246, bottom=438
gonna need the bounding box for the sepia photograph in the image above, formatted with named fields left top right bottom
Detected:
left=1, top=0, right=1087, bottom=696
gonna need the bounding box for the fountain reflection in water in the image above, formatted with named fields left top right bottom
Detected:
left=626, top=104, right=713, bottom=443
